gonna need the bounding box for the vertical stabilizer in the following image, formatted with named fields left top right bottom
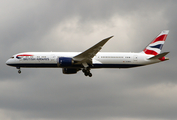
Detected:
left=142, top=30, right=169, bottom=56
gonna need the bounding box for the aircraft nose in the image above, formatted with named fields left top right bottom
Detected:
left=6, top=59, right=11, bottom=66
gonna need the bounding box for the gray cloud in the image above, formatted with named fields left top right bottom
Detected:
left=1, top=0, right=177, bottom=120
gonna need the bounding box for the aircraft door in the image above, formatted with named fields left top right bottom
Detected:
left=50, top=54, right=56, bottom=62
left=133, top=55, right=138, bottom=62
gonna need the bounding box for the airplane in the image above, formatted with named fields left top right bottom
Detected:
left=6, top=30, right=169, bottom=77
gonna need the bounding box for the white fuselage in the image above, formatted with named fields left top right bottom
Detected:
left=5, top=30, right=169, bottom=77
left=6, top=52, right=160, bottom=68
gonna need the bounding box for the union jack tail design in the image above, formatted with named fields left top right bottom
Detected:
left=143, top=30, right=169, bottom=56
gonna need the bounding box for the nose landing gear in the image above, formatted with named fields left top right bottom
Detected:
left=18, top=70, right=21, bottom=74
left=16, top=67, right=21, bottom=74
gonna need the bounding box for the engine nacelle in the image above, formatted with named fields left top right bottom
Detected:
left=62, top=68, right=78, bottom=74
left=57, top=57, right=74, bottom=67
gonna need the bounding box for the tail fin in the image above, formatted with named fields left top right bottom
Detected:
left=142, top=30, right=169, bottom=56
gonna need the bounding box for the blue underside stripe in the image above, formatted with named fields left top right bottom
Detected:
left=7, top=63, right=143, bottom=68
left=93, top=64, right=143, bottom=68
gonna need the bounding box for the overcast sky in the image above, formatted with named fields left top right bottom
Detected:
left=1, top=0, right=177, bottom=120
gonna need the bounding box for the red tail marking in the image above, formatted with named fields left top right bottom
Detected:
left=151, top=34, right=168, bottom=43
left=159, top=57, right=165, bottom=61
left=143, top=49, right=158, bottom=56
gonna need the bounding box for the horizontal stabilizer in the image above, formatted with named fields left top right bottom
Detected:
left=148, top=52, right=170, bottom=60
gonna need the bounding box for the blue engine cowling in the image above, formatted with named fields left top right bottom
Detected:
left=62, top=68, right=78, bottom=74
left=57, top=57, right=74, bottom=67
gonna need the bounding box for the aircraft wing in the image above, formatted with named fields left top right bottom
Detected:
left=73, top=36, right=113, bottom=67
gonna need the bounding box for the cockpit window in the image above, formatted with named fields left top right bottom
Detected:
left=16, top=56, right=22, bottom=59
left=11, top=56, right=14, bottom=59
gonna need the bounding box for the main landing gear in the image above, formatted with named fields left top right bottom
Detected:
left=82, top=68, right=92, bottom=77
left=16, top=67, right=21, bottom=74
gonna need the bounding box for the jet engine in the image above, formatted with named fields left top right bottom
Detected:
left=57, top=57, right=74, bottom=67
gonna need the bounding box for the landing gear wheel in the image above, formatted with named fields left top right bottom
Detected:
left=16, top=67, right=21, bottom=74
left=88, top=73, right=92, bottom=77
left=18, top=70, right=21, bottom=74
left=82, top=68, right=92, bottom=77
left=84, top=73, right=88, bottom=76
